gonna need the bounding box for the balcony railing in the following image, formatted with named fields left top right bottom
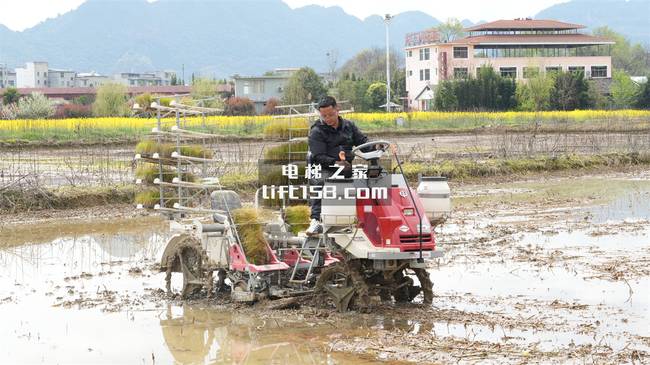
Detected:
left=405, top=30, right=440, bottom=47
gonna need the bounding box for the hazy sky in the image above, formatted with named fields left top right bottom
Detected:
left=0, top=0, right=569, bottom=32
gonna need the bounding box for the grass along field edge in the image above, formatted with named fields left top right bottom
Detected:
left=3, top=152, right=645, bottom=214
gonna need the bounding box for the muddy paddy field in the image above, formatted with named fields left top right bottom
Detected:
left=0, top=166, right=648, bottom=364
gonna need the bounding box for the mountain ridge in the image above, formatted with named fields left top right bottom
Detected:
left=0, top=0, right=647, bottom=77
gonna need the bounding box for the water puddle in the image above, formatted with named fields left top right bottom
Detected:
left=1, top=175, right=649, bottom=363
left=0, top=218, right=395, bottom=364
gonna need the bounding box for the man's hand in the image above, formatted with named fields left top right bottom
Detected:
left=335, top=159, right=352, bottom=170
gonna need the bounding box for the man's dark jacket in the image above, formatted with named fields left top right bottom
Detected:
left=308, top=117, right=370, bottom=170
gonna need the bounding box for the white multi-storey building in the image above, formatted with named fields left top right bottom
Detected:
left=405, top=19, right=615, bottom=111
left=15, top=61, right=50, bottom=88
left=113, top=71, right=176, bottom=87
left=48, top=69, right=76, bottom=88
left=0, top=64, right=16, bottom=88
left=75, top=72, right=110, bottom=88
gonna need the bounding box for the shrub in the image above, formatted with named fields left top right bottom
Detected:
left=0, top=103, right=19, bottom=120
left=224, top=96, right=256, bottom=116
left=55, top=104, right=93, bottom=118
left=16, top=92, right=55, bottom=119
left=262, top=97, right=281, bottom=115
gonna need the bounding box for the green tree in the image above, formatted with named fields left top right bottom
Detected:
left=191, top=78, right=224, bottom=108
left=73, top=95, right=94, bottom=106
left=437, top=18, right=465, bottom=42
left=636, top=80, right=650, bottom=109
left=282, top=67, right=327, bottom=105
left=434, top=81, right=458, bottom=111
left=92, top=83, right=131, bottom=117
left=550, top=71, right=594, bottom=110
left=610, top=70, right=639, bottom=108
left=391, top=68, right=406, bottom=103
left=336, top=77, right=371, bottom=111
left=364, top=82, right=387, bottom=110
left=2, top=87, right=20, bottom=105
left=439, top=67, right=516, bottom=111
left=337, top=48, right=402, bottom=84
left=516, top=72, right=555, bottom=111
left=497, top=77, right=517, bottom=110
left=593, top=26, right=649, bottom=76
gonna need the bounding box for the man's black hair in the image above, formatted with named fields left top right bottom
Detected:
left=317, top=96, right=337, bottom=109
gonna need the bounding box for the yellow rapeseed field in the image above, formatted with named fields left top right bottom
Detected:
left=1, top=110, right=648, bottom=142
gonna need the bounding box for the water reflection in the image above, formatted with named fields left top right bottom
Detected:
left=160, top=304, right=337, bottom=365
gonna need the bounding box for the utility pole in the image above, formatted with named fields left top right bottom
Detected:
left=182, top=64, right=185, bottom=86
left=384, top=14, right=392, bottom=112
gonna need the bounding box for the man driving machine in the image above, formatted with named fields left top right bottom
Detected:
left=306, top=96, right=394, bottom=235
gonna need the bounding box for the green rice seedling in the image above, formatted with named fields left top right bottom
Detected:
left=264, top=141, right=308, bottom=161
left=263, top=119, right=309, bottom=139
left=284, top=205, right=311, bottom=234
left=135, top=140, right=159, bottom=155
left=134, top=189, right=177, bottom=208
left=135, top=165, right=197, bottom=184
left=231, top=208, right=269, bottom=265
left=179, top=145, right=214, bottom=159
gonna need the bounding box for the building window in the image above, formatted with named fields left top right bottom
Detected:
left=568, top=66, right=585, bottom=75
left=453, top=47, right=468, bottom=59
left=419, top=48, right=430, bottom=61
left=419, top=69, right=430, bottom=81
left=407, top=50, right=412, bottom=57
left=523, top=67, right=540, bottom=79
left=500, top=67, right=517, bottom=78
left=60, top=72, right=64, bottom=77
left=243, top=85, right=250, bottom=94
left=408, top=70, right=413, bottom=76
left=454, top=67, right=468, bottom=79
left=545, top=66, right=561, bottom=74
left=591, top=66, right=607, bottom=78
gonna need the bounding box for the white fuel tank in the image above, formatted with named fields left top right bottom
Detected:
left=416, top=176, right=451, bottom=224
left=320, top=178, right=357, bottom=226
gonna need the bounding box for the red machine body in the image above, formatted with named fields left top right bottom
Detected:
left=356, top=186, right=436, bottom=252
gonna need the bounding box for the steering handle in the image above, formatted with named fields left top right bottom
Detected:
left=352, top=140, right=391, bottom=153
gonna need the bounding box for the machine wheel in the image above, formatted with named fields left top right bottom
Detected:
left=412, top=268, right=434, bottom=305
left=178, top=245, right=205, bottom=298
left=392, top=270, right=420, bottom=303
left=162, top=235, right=210, bottom=299
left=314, top=264, right=356, bottom=312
